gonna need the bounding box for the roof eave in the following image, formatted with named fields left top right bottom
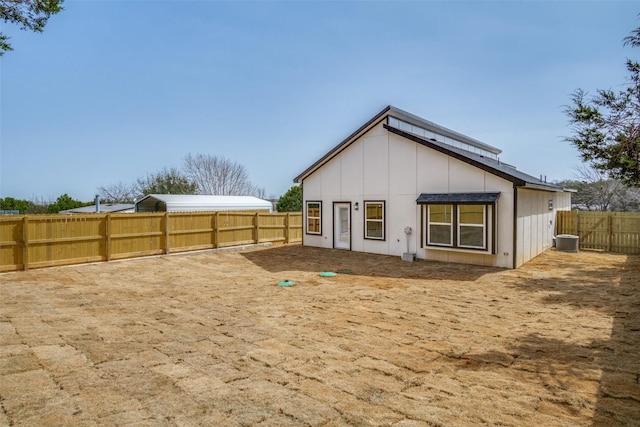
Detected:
left=522, top=182, right=567, bottom=192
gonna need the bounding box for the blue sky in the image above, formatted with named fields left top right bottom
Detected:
left=1, top=1, right=638, bottom=202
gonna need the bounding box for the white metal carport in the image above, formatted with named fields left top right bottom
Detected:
left=135, top=194, right=273, bottom=212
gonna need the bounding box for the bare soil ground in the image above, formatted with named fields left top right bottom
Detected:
left=1, top=245, right=639, bottom=426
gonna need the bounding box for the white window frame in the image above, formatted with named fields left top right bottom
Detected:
left=364, top=201, right=385, bottom=240
left=306, top=201, right=322, bottom=235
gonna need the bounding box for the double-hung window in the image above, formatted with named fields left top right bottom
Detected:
left=427, top=204, right=453, bottom=246
left=306, top=201, right=322, bottom=235
left=457, top=205, right=486, bottom=249
left=364, top=201, right=385, bottom=240
left=418, top=193, right=498, bottom=253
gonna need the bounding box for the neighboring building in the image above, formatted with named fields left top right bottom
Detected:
left=294, top=106, right=572, bottom=268
left=135, top=194, right=273, bottom=212
left=60, top=204, right=135, bottom=214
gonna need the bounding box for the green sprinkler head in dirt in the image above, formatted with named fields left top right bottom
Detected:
left=277, top=280, right=296, bottom=287
left=320, top=272, right=337, bottom=277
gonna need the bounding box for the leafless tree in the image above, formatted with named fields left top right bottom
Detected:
left=135, top=167, right=197, bottom=199
left=182, top=154, right=265, bottom=197
left=574, top=165, right=624, bottom=211
left=97, top=182, right=137, bottom=204
left=252, top=186, right=267, bottom=199
left=27, top=196, right=50, bottom=214
left=611, top=185, right=640, bottom=211
left=556, top=165, right=640, bottom=211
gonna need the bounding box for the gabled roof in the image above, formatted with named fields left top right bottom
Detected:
left=294, top=105, right=564, bottom=192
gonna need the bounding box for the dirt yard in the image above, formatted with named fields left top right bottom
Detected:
left=1, top=245, right=638, bottom=426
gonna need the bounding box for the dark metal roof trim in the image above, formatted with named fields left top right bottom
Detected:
left=385, top=125, right=527, bottom=187
left=416, top=192, right=501, bottom=204
left=386, top=125, right=564, bottom=191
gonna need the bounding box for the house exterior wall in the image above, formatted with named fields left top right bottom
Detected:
left=514, top=188, right=572, bottom=268
left=302, top=122, right=519, bottom=268
left=413, top=135, right=515, bottom=268
left=299, top=106, right=575, bottom=268
left=555, top=191, right=572, bottom=212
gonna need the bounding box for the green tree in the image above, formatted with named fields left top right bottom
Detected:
left=1, top=0, right=64, bottom=55
left=564, top=24, right=640, bottom=187
left=136, top=167, right=197, bottom=198
left=0, top=196, right=51, bottom=214
left=46, top=194, right=90, bottom=213
left=276, top=185, right=302, bottom=212
left=0, top=197, right=29, bottom=213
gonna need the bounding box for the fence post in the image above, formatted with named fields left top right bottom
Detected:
left=210, top=212, right=215, bottom=249
left=255, top=212, right=260, bottom=244
left=106, top=214, right=112, bottom=261
left=22, top=216, right=29, bottom=271
left=573, top=211, right=578, bottom=236
left=165, top=211, right=170, bottom=255
left=285, top=212, right=290, bottom=244
left=215, top=211, right=220, bottom=249
left=607, top=213, right=613, bottom=252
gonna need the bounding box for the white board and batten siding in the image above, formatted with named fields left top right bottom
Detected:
left=515, top=188, right=571, bottom=268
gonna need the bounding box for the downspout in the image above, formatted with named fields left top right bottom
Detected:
left=512, top=185, right=518, bottom=269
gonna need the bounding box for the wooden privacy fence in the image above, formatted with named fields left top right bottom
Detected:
left=0, top=211, right=303, bottom=272
left=556, top=211, right=640, bottom=254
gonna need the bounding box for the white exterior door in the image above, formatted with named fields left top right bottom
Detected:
left=334, top=203, right=351, bottom=250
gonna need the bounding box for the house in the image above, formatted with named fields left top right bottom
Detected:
left=294, top=106, right=572, bottom=268
left=135, top=194, right=273, bottom=213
